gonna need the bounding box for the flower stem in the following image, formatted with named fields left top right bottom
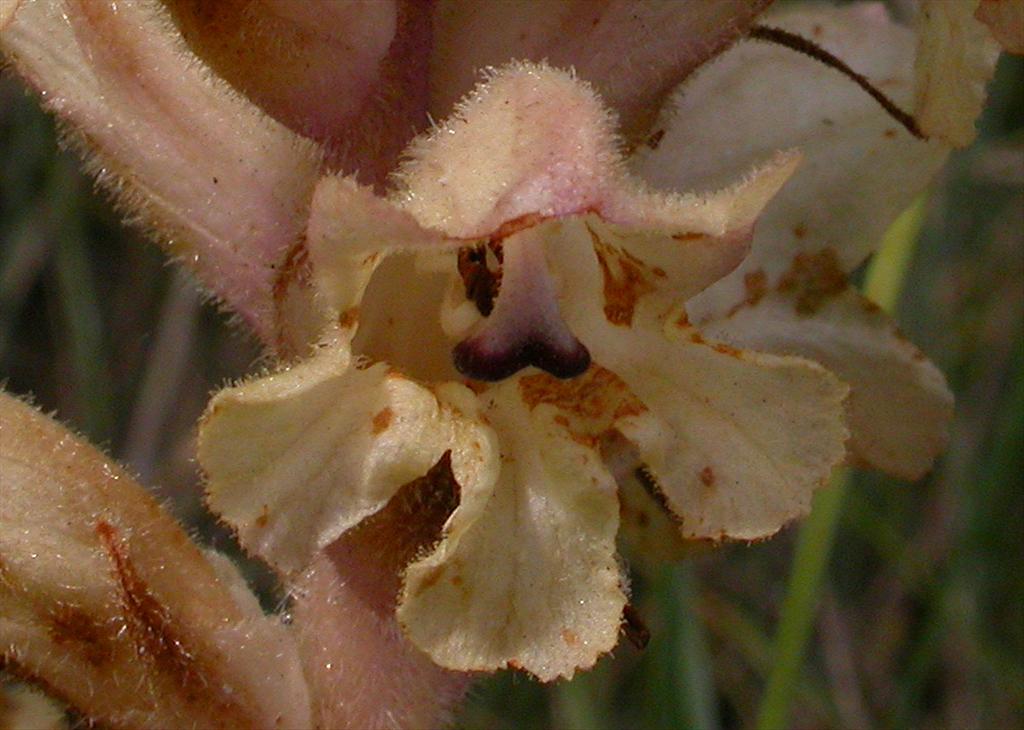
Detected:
left=755, top=195, right=929, bottom=730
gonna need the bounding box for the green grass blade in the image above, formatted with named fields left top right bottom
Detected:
left=667, top=565, right=721, bottom=730
left=755, top=196, right=928, bottom=730
left=552, top=665, right=609, bottom=730
left=754, top=475, right=849, bottom=730
left=50, top=159, right=116, bottom=443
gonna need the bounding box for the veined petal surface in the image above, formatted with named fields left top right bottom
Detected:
left=550, top=224, right=850, bottom=540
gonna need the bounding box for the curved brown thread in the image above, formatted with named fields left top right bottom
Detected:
left=747, top=24, right=924, bottom=140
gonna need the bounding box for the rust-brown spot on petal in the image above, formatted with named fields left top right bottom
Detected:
left=372, top=407, right=394, bottom=434
left=338, top=306, right=359, bottom=329
left=519, top=366, right=645, bottom=426
left=254, top=504, right=270, bottom=528
left=699, top=466, right=716, bottom=488
left=744, top=269, right=768, bottom=307
left=588, top=226, right=657, bottom=327
left=413, top=566, right=445, bottom=597
left=777, top=249, right=848, bottom=315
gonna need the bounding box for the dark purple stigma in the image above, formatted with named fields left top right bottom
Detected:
left=452, top=225, right=589, bottom=382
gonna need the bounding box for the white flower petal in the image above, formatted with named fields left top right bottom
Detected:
left=1, top=0, right=320, bottom=341
left=199, top=335, right=498, bottom=573
left=702, top=285, right=953, bottom=480
left=634, top=3, right=949, bottom=320
left=399, top=379, right=625, bottom=681
left=0, top=393, right=310, bottom=729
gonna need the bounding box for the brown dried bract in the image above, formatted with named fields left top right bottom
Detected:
left=337, top=452, right=462, bottom=607
left=622, top=604, right=651, bottom=650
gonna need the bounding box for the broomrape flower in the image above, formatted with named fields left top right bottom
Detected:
left=1, top=0, right=1019, bottom=726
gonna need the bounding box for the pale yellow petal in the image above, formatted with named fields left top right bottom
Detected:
left=702, top=286, right=953, bottom=480
left=399, top=379, right=625, bottom=681
left=612, top=333, right=848, bottom=540
left=199, top=337, right=497, bottom=573
left=0, top=393, right=310, bottom=729
left=915, top=0, right=1002, bottom=147
left=306, top=175, right=448, bottom=317
left=551, top=223, right=849, bottom=540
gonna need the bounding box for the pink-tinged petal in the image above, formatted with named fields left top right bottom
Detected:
left=300, top=66, right=791, bottom=383
left=165, top=0, right=433, bottom=183
left=291, top=480, right=474, bottom=730
left=635, top=3, right=948, bottom=320
left=430, top=0, right=773, bottom=140
left=701, top=279, right=953, bottom=480
left=398, top=64, right=622, bottom=237
left=0, top=393, right=311, bottom=729
left=1, top=0, right=321, bottom=343
left=915, top=0, right=1002, bottom=147
left=976, top=0, right=1024, bottom=53
left=399, top=377, right=626, bottom=681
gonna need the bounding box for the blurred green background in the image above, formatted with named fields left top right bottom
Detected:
left=2, top=13, right=1021, bottom=730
